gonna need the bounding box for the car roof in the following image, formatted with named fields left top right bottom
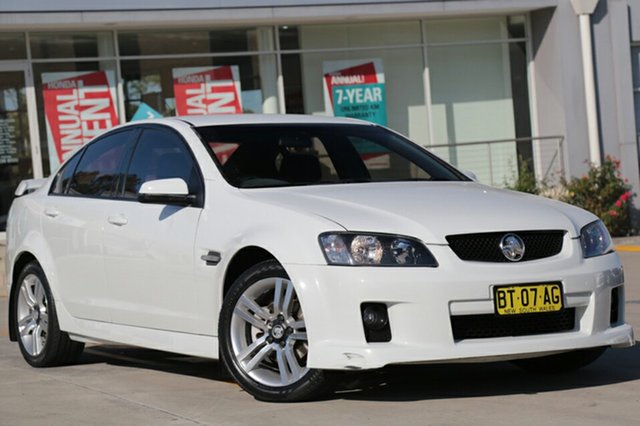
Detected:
left=168, top=114, right=373, bottom=127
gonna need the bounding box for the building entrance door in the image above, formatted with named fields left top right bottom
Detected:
left=0, top=63, right=42, bottom=232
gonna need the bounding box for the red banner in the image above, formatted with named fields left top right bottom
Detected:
left=323, top=62, right=379, bottom=105
left=173, top=66, right=242, bottom=116
left=43, top=71, right=118, bottom=167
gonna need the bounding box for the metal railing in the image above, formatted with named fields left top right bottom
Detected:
left=426, top=135, right=566, bottom=187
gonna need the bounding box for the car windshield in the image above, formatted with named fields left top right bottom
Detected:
left=194, top=123, right=467, bottom=188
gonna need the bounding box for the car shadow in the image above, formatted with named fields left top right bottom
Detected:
left=335, top=343, right=640, bottom=402
left=79, top=345, right=233, bottom=383
left=76, top=342, right=640, bottom=402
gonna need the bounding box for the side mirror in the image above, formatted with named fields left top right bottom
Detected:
left=462, top=170, right=478, bottom=181
left=138, top=178, right=196, bottom=206
left=15, top=178, right=47, bottom=197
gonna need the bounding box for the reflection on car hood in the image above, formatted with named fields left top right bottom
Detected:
left=241, top=181, right=596, bottom=244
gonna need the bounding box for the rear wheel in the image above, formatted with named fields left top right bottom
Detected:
left=219, top=260, right=330, bottom=402
left=13, top=261, right=84, bottom=367
left=512, top=347, right=607, bottom=373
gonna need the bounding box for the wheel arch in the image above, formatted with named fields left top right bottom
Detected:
left=222, top=246, right=279, bottom=299
left=8, top=251, right=39, bottom=342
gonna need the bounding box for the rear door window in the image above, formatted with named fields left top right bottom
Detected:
left=68, top=130, right=134, bottom=197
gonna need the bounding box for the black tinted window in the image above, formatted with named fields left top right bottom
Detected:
left=123, top=128, right=201, bottom=199
left=68, top=131, right=132, bottom=197
left=195, top=124, right=466, bottom=188
left=50, top=151, right=82, bottom=195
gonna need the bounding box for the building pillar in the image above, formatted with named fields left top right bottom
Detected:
left=256, top=27, right=279, bottom=114
left=570, top=0, right=601, bottom=166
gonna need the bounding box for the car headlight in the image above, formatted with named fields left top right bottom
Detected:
left=580, top=220, right=614, bottom=258
left=319, top=232, right=438, bottom=266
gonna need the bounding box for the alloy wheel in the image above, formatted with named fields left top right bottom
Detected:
left=16, top=274, right=49, bottom=357
left=230, top=277, right=310, bottom=387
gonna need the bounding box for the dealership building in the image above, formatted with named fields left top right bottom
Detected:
left=0, top=0, right=639, bottom=230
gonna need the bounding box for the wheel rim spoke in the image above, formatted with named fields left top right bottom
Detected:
left=17, top=313, right=34, bottom=328
left=19, top=319, right=36, bottom=337
left=289, top=320, right=305, bottom=329
left=20, top=284, right=36, bottom=309
left=32, top=324, right=41, bottom=356
left=236, top=335, right=268, bottom=362
left=282, top=281, right=294, bottom=317
left=284, top=343, right=302, bottom=381
left=34, top=281, right=45, bottom=305
left=289, top=332, right=307, bottom=341
left=244, top=343, right=274, bottom=372
left=233, top=306, right=268, bottom=331
left=21, top=335, right=33, bottom=355
left=238, top=295, right=271, bottom=322
left=273, top=278, right=283, bottom=313
left=275, top=346, right=289, bottom=385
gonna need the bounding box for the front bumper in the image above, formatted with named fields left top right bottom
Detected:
left=285, top=243, right=635, bottom=370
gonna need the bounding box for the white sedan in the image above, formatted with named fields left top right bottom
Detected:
left=6, top=115, right=634, bottom=402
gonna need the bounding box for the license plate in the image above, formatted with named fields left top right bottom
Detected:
left=493, top=283, right=563, bottom=315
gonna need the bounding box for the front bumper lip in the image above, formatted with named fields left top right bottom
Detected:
left=311, top=325, right=635, bottom=370
left=284, top=244, right=634, bottom=370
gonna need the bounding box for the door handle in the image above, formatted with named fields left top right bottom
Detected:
left=44, top=208, right=60, bottom=218
left=107, top=214, right=128, bottom=226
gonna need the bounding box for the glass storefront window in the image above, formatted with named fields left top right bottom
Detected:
left=118, top=28, right=261, bottom=56
left=30, top=31, right=114, bottom=59
left=425, top=16, right=531, bottom=186
left=283, top=48, right=428, bottom=145
left=121, top=54, right=278, bottom=120
left=32, top=61, right=119, bottom=176
left=279, top=21, right=421, bottom=50
left=0, top=33, right=27, bottom=60
left=16, top=18, right=532, bottom=189
left=280, top=21, right=426, bottom=145
left=425, top=17, right=508, bottom=44
left=0, top=71, right=33, bottom=231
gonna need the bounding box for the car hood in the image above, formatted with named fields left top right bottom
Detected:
left=241, top=182, right=596, bottom=244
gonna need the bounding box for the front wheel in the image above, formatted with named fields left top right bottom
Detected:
left=12, top=261, right=84, bottom=367
left=219, top=260, right=330, bottom=402
left=512, top=347, right=607, bottom=373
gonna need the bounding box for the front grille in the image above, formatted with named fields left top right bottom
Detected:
left=446, top=230, right=565, bottom=262
left=451, top=308, right=576, bottom=340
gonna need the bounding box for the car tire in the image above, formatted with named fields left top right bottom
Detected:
left=12, top=261, right=84, bottom=367
left=511, top=347, right=607, bottom=373
left=219, top=260, right=331, bottom=402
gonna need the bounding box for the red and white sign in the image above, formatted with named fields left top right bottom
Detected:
left=172, top=66, right=242, bottom=116
left=43, top=71, right=119, bottom=171
left=209, top=143, right=240, bottom=165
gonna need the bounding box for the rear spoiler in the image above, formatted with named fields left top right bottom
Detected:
left=15, top=178, right=47, bottom=197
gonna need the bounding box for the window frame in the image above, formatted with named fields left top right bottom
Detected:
left=48, top=128, right=137, bottom=200
left=116, top=124, right=206, bottom=208
left=48, top=124, right=205, bottom=207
